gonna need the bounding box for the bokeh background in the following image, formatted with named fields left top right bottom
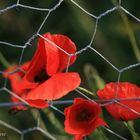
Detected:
left=0, top=0, right=140, bottom=140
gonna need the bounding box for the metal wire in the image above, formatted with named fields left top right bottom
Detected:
left=0, top=0, right=140, bottom=140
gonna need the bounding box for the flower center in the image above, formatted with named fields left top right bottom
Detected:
left=34, top=68, right=50, bottom=83
left=76, top=109, right=92, bottom=122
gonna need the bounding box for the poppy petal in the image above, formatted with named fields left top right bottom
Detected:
left=74, top=134, right=83, bottom=140
left=2, top=62, right=30, bottom=111
left=74, top=118, right=108, bottom=139
left=21, top=47, right=45, bottom=89
left=52, top=34, right=77, bottom=71
left=3, top=62, right=30, bottom=80
left=27, top=99, right=49, bottom=108
left=64, top=98, right=108, bottom=140
left=89, top=117, right=109, bottom=133
left=26, top=72, right=81, bottom=101
left=39, top=33, right=60, bottom=76
left=97, top=82, right=140, bottom=121
left=10, top=95, right=28, bottom=110
left=3, top=62, right=30, bottom=93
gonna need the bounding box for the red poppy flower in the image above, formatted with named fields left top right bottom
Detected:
left=3, top=62, right=49, bottom=109
left=64, top=98, right=108, bottom=140
left=3, top=62, right=29, bottom=110
left=97, top=82, right=140, bottom=121
left=19, top=32, right=81, bottom=108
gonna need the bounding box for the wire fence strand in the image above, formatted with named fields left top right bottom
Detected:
left=0, top=0, right=140, bottom=140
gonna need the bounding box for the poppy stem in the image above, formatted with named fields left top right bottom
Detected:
left=84, top=136, right=87, bottom=140
left=123, top=121, right=140, bottom=140
left=30, top=109, right=57, bottom=140
left=0, top=51, right=11, bottom=68
left=40, top=109, right=64, bottom=134
left=77, top=86, right=97, bottom=97
left=94, top=128, right=109, bottom=140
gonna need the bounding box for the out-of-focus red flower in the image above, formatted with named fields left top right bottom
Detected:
left=3, top=62, right=29, bottom=110
left=64, top=98, right=108, bottom=140
left=97, top=82, right=140, bottom=121
left=19, top=32, right=81, bottom=108
left=3, top=62, right=49, bottom=109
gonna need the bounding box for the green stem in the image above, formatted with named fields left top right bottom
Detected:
left=31, top=109, right=57, bottom=140
left=77, top=86, right=97, bottom=97
left=92, top=128, right=109, bottom=140
left=111, top=0, right=140, bottom=61
left=31, top=109, right=48, bottom=130
left=0, top=51, right=11, bottom=68
left=84, top=64, right=105, bottom=91
left=42, top=109, right=64, bottom=134
left=98, top=128, right=110, bottom=140
left=123, top=121, right=140, bottom=140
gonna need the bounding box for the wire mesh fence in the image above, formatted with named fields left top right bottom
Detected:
left=0, top=0, right=140, bottom=140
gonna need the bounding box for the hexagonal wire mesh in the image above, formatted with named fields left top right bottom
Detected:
left=0, top=0, right=140, bottom=140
